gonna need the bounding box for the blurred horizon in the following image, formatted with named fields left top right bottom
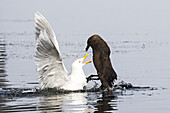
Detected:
left=1, top=0, right=170, bottom=41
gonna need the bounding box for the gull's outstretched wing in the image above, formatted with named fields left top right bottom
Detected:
left=34, top=12, right=69, bottom=89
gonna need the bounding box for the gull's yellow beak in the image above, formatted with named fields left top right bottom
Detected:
left=83, top=54, right=92, bottom=64
left=84, top=61, right=92, bottom=64
left=83, top=54, right=89, bottom=60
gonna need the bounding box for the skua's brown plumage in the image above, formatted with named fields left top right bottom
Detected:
left=86, top=35, right=117, bottom=90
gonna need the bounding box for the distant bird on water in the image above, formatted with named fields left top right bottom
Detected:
left=85, top=35, right=117, bottom=90
left=34, top=12, right=91, bottom=90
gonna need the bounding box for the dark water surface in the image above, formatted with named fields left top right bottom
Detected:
left=1, top=0, right=170, bottom=112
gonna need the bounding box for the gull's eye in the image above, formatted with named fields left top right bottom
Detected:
left=79, top=61, right=81, bottom=63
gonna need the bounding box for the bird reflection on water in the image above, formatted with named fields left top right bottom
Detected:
left=39, top=93, right=88, bottom=112
left=0, top=82, right=156, bottom=112
left=87, top=91, right=118, bottom=113
left=95, top=92, right=118, bottom=112
left=0, top=87, right=118, bottom=112
left=38, top=91, right=117, bottom=113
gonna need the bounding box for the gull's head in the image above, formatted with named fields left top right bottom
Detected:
left=72, top=54, right=92, bottom=68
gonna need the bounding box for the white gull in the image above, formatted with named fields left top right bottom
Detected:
left=34, top=12, right=91, bottom=90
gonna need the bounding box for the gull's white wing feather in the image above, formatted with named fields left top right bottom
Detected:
left=34, top=12, right=69, bottom=89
